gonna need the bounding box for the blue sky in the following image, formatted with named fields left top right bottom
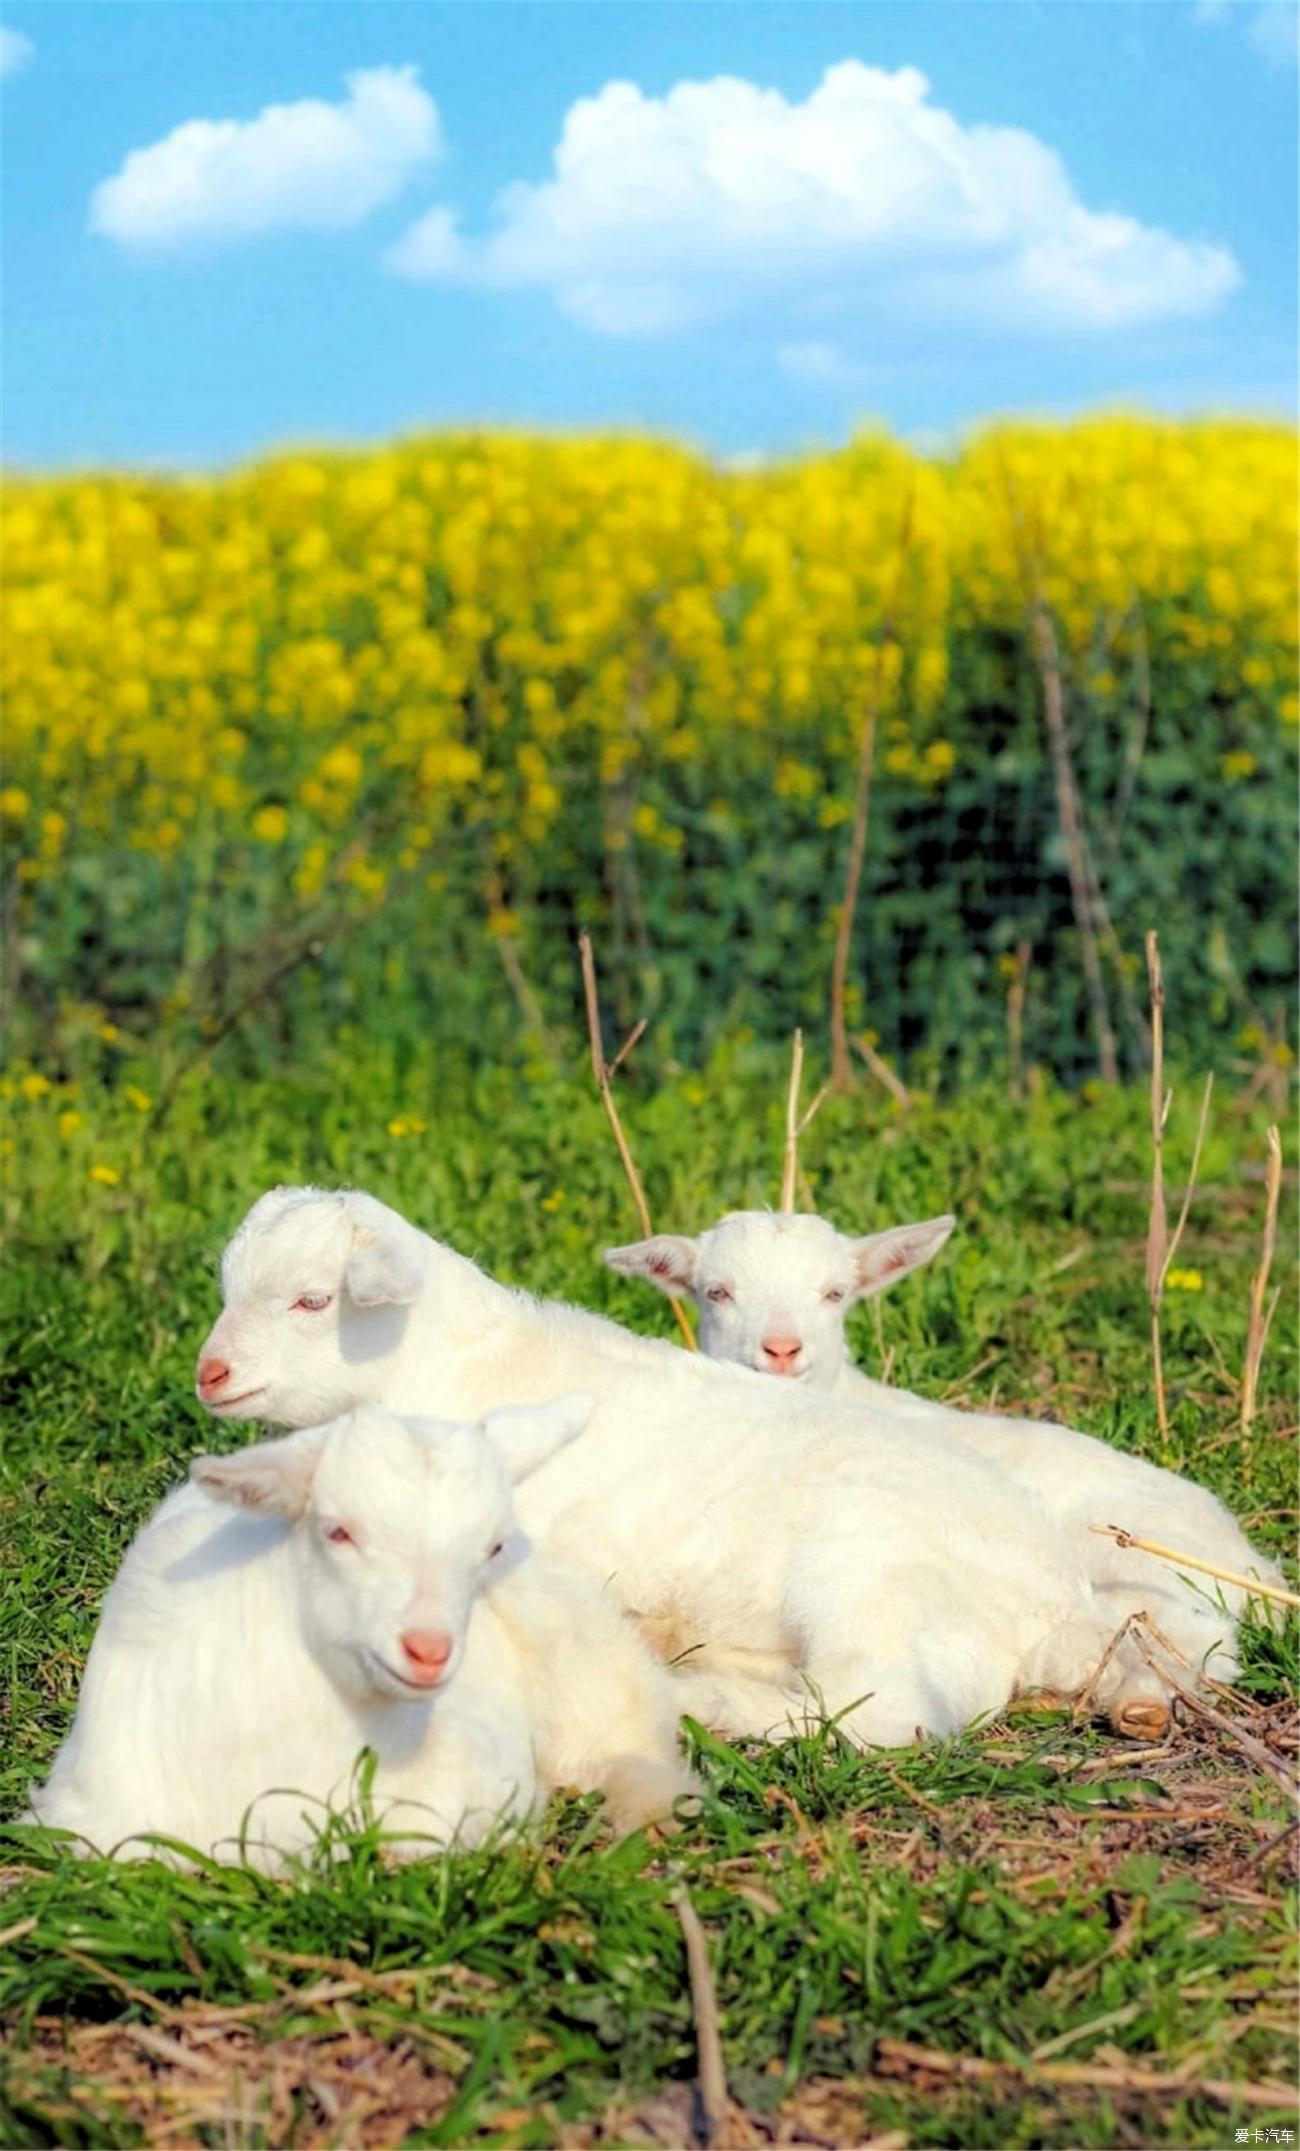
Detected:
left=2, top=2, right=1296, bottom=467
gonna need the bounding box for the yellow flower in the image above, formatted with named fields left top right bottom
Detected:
left=0, top=787, right=29, bottom=818
left=1219, top=751, right=1256, bottom=780
left=540, top=1190, right=565, bottom=1212
left=89, top=1162, right=120, bottom=1186
left=344, top=857, right=387, bottom=896
left=386, top=1115, right=427, bottom=1139
left=319, top=742, right=363, bottom=786
left=252, top=804, right=289, bottom=843
left=124, top=1085, right=152, bottom=1112
left=20, top=1072, right=51, bottom=1100
left=774, top=758, right=818, bottom=802
left=1165, top=1268, right=1203, bottom=1292
left=58, top=1110, right=83, bottom=1137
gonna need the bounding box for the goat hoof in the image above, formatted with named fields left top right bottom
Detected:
left=1110, top=1699, right=1171, bottom=1741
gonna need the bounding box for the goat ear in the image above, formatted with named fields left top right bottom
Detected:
left=847, top=1215, right=956, bottom=1301
left=603, top=1235, right=699, bottom=1295
left=480, top=1393, right=595, bottom=1483
left=191, top=1426, right=330, bottom=1519
left=345, top=1225, right=425, bottom=1308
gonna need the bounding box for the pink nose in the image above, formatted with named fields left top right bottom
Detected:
left=762, top=1335, right=803, bottom=1374
left=400, top=1629, right=453, bottom=1683
left=196, top=1355, right=231, bottom=1396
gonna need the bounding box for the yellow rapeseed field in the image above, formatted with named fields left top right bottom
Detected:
left=2, top=418, right=1294, bottom=885
left=1, top=416, right=1295, bottom=1072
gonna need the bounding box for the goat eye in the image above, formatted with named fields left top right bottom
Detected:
left=325, top=1524, right=354, bottom=1547
left=293, top=1292, right=333, bottom=1313
left=487, top=1540, right=505, bottom=1561
left=823, top=1288, right=846, bottom=1305
left=706, top=1286, right=732, bottom=1305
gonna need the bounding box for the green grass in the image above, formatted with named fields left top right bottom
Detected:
left=1, top=1043, right=1296, bottom=2147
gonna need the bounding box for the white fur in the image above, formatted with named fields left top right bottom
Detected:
left=191, top=1187, right=1161, bottom=1749
left=29, top=1398, right=696, bottom=1866
left=608, top=1208, right=1287, bottom=1691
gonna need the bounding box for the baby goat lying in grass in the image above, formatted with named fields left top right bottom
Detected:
left=606, top=1209, right=1287, bottom=1729
left=28, top=1397, right=697, bottom=1867
left=193, top=1186, right=1166, bottom=1751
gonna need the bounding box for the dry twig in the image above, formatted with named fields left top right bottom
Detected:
left=780, top=1030, right=829, bottom=1213
left=577, top=930, right=696, bottom=1350
left=1241, top=1123, right=1283, bottom=1434
left=672, top=1889, right=729, bottom=2148
left=852, top=1034, right=912, bottom=1110
left=1129, top=1617, right=1300, bottom=1808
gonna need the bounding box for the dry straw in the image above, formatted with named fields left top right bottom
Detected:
left=1144, top=931, right=1213, bottom=1440
left=1093, top=1524, right=1299, bottom=1613
left=780, top=1030, right=829, bottom=1214
left=1241, top=1122, right=1283, bottom=1435
left=577, top=930, right=696, bottom=1351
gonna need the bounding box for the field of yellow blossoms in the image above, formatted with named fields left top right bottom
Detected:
left=2, top=416, right=1296, bottom=1074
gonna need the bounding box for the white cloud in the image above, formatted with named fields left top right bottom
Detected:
left=0, top=25, right=33, bottom=79
left=384, top=61, right=1239, bottom=340
left=383, top=204, right=467, bottom=280
left=91, top=65, right=439, bottom=249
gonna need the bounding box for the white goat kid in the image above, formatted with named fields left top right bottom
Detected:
left=605, top=1210, right=956, bottom=1382
left=29, top=1397, right=695, bottom=1866
left=194, top=1187, right=1154, bottom=1750
left=606, top=1209, right=1286, bottom=1720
